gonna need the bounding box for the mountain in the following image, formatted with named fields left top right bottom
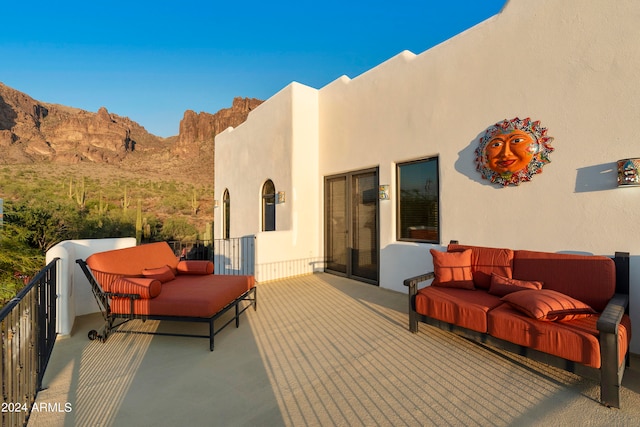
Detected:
left=176, top=98, right=263, bottom=157
left=0, top=82, right=263, bottom=171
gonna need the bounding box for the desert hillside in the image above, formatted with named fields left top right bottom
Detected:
left=0, top=81, right=263, bottom=185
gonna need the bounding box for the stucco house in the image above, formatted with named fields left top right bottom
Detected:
left=214, top=0, right=640, bottom=352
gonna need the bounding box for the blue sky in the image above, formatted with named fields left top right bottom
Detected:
left=1, top=1, right=505, bottom=137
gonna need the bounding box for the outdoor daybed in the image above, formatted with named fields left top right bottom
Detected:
left=76, top=241, right=256, bottom=351
left=405, top=242, right=631, bottom=408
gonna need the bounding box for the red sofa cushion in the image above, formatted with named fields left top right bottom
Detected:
left=448, top=244, right=514, bottom=289
left=501, top=289, right=596, bottom=321
left=415, top=287, right=502, bottom=333
left=430, top=249, right=474, bottom=289
left=142, top=265, right=176, bottom=283
left=513, top=250, right=615, bottom=312
left=177, top=260, right=214, bottom=275
left=111, top=277, right=162, bottom=299
left=110, top=274, right=255, bottom=318
left=488, top=303, right=631, bottom=368
left=488, top=273, right=543, bottom=296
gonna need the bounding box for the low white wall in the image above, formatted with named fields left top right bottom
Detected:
left=255, top=230, right=324, bottom=282
left=46, top=237, right=136, bottom=336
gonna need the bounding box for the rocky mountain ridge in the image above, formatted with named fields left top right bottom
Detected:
left=0, top=82, right=262, bottom=169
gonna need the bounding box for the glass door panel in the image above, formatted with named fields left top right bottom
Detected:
left=325, top=176, right=347, bottom=274
left=351, top=171, right=378, bottom=282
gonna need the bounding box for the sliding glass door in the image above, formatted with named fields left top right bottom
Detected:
left=325, top=168, right=378, bottom=284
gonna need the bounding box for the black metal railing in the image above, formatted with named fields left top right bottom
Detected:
left=1, top=258, right=58, bottom=427
left=167, top=236, right=255, bottom=276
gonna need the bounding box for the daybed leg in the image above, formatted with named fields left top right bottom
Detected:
left=235, top=302, right=240, bottom=328
left=253, top=287, right=257, bottom=311
left=209, top=319, right=215, bottom=351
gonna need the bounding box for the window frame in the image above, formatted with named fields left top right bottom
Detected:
left=396, top=156, right=440, bottom=243
left=262, top=179, right=276, bottom=232
left=222, top=189, right=230, bottom=240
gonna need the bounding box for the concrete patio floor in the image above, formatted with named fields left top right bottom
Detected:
left=29, top=273, right=640, bottom=426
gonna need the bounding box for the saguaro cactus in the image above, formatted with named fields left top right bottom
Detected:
left=97, top=190, right=108, bottom=215
left=122, top=186, right=131, bottom=213
left=191, top=188, right=199, bottom=215
left=136, top=199, right=142, bottom=245
left=75, top=177, right=86, bottom=209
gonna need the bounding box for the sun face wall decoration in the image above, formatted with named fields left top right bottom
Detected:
left=475, top=117, right=554, bottom=187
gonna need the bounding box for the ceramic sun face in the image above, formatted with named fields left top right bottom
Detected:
left=475, top=117, right=554, bottom=186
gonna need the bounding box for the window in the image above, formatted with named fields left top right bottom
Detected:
left=397, top=157, right=439, bottom=243
left=262, top=180, right=276, bottom=231
left=222, top=189, right=230, bottom=239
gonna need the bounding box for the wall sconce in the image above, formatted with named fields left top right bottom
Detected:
left=213, top=200, right=219, bottom=208
left=276, top=191, right=286, bottom=204
left=379, top=185, right=390, bottom=200
left=617, top=158, right=640, bottom=187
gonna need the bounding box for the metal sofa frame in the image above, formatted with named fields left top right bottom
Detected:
left=76, top=259, right=257, bottom=351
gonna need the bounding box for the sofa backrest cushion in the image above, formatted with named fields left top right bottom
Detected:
left=447, top=244, right=514, bottom=290
left=513, top=250, right=615, bottom=312
left=86, top=242, right=179, bottom=291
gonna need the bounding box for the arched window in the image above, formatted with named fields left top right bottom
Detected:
left=262, top=180, right=276, bottom=232
left=222, top=189, right=230, bottom=239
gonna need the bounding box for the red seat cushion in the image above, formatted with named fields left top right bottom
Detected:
left=110, top=275, right=255, bottom=318
left=488, top=303, right=631, bottom=368
left=415, top=287, right=502, bottom=333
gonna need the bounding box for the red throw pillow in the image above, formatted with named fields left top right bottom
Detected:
left=488, top=273, right=543, bottom=297
left=142, top=265, right=176, bottom=283
left=110, top=277, right=162, bottom=299
left=430, top=249, right=474, bottom=290
left=177, top=260, right=214, bottom=275
left=501, top=289, right=596, bottom=321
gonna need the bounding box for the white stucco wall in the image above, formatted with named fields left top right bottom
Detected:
left=214, top=0, right=640, bottom=350
left=46, top=237, right=136, bottom=336
left=317, top=0, right=640, bottom=350
left=215, top=83, right=320, bottom=282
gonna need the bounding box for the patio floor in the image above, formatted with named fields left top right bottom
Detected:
left=29, top=273, right=640, bottom=426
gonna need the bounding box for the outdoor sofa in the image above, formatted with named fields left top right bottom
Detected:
left=405, top=242, right=631, bottom=408
left=76, top=241, right=256, bottom=351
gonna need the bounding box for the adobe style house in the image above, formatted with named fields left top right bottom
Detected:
left=214, top=0, right=640, bottom=352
